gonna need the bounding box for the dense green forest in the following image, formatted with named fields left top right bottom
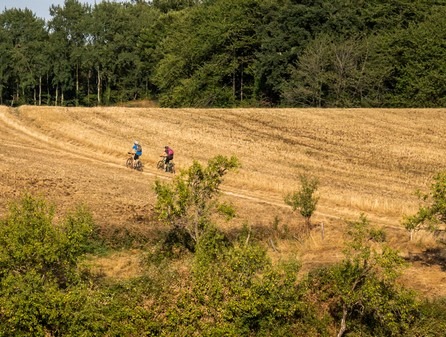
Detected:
left=1, top=0, right=446, bottom=108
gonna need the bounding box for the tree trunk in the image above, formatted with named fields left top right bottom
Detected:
left=305, top=217, right=312, bottom=233
left=46, top=73, right=50, bottom=105
left=87, top=69, right=91, bottom=105
left=97, top=68, right=101, bottom=105
left=337, top=303, right=348, bottom=337
left=38, top=76, right=42, bottom=106
left=240, top=64, right=243, bottom=101
left=105, top=82, right=111, bottom=105
left=15, top=82, right=19, bottom=105
left=232, top=70, right=236, bottom=101
left=76, top=63, right=79, bottom=106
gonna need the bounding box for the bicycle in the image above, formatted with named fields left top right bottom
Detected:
left=126, top=152, right=144, bottom=171
left=157, top=155, right=175, bottom=174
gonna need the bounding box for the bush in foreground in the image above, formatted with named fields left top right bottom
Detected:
left=0, top=195, right=101, bottom=335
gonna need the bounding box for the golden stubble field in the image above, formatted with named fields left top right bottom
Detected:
left=0, top=105, right=445, bottom=298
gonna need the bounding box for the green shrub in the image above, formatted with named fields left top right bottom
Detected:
left=154, top=155, right=240, bottom=248
left=307, top=215, right=420, bottom=337
left=160, top=225, right=322, bottom=336
left=0, top=194, right=102, bottom=335
left=217, top=201, right=237, bottom=220
left=369, top=227, right=387, bottom=242
left=403, top=171, right=446, bottom=239
left=406, top=298, right=446, bottom=337
left=285, top=174, right=319, bottom=230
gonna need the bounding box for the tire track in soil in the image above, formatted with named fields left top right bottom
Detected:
left=0, top=107, right=405, bottom=232
left=0, top=110, right=403, bottom=230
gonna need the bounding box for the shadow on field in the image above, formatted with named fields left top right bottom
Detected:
left=406, top=247, right=446, bottom=271
left=225, top=219, right=312, bottom=253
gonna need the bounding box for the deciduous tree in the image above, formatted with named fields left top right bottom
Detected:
left=403, top=171, right=446, bottom=241
left=154, top=155, right=240, bottom=246
left=285, top=174, right=319, bottom=231
left=307, top=215, right=419, bottom=337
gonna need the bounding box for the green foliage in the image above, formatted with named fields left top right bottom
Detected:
left=307, top=215, right=419, bottom=337
left=0, top=8, right=48, bottom=105
left=285, top=174, right=319, bottom=229
left=152, top=0, right=199, bottom=13
left=0, top=195, right=89, bottom=285
left=282, top=33, right=332, bottom=107
left=154, top=155, right=240, bottom=246
left=0, top=194, right=102, bottom=335
left=380, top=6, right=446, bottom=107
left=368, top=227, right=387, bottom=243
left=1, top=192, right=445, bottom=335
left=1, top=0, right=446, bottom=107
left=270, top=215, right=291, bottom=240
left=406, top=298, right=446, bottom=337
left=216, top=201, right=237, bottom=220
left=160, top=225, right=323, bottom=336
left=403, top=171, right=446, bottom=236
left=154, top=0, right=263, bottom=107
left=63, top=204, right=100, bottom=255
left=283, top=34, right=383, bottom=107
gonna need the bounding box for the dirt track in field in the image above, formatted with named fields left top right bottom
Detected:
left=1, top=105, right=446, bottom=298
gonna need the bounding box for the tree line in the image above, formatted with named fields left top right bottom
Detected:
left=1, top=0, right=446, bottom=108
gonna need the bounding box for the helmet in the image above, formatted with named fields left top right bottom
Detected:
left=164, top=145, right=168, bottom=149
left=134, top=140, right=139, bottom=145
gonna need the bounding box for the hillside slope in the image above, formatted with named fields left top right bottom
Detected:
left=1, top=105, right=445, bottom=297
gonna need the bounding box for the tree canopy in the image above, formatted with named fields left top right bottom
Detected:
left=1, top=0, right=445, bottom=107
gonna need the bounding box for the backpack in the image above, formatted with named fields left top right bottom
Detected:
left=136, top=144, right=142, bottom=153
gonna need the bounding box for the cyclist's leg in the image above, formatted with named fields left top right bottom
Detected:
left=133, top=154, right=139, bottom=168
left=168, top=155, right=174, bottom=171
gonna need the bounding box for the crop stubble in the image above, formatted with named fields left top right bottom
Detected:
left=1, top=105, right=445, bottom=297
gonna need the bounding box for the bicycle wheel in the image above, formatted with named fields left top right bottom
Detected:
left=157, top=160, right=164, bottom=170
left=170, top=163, right=175, bottom=174
left=136, top=161, right=143, bottom=171
left=126, top=158, right=133, bottom=168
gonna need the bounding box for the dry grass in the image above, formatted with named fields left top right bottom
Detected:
left=84, top=250, right=144, bottom=280
left=1, top=105, right=446, bottom=298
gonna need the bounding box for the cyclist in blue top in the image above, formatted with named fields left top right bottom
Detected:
left=132, top=140, right=142, bottom=168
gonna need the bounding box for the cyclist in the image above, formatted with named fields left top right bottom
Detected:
left=132, top=140, right=142, bottom=168
left=163, top=145, right=174, bottom=171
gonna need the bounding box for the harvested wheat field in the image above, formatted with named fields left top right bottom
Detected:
left=1, top=105, right=445, bottom=298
